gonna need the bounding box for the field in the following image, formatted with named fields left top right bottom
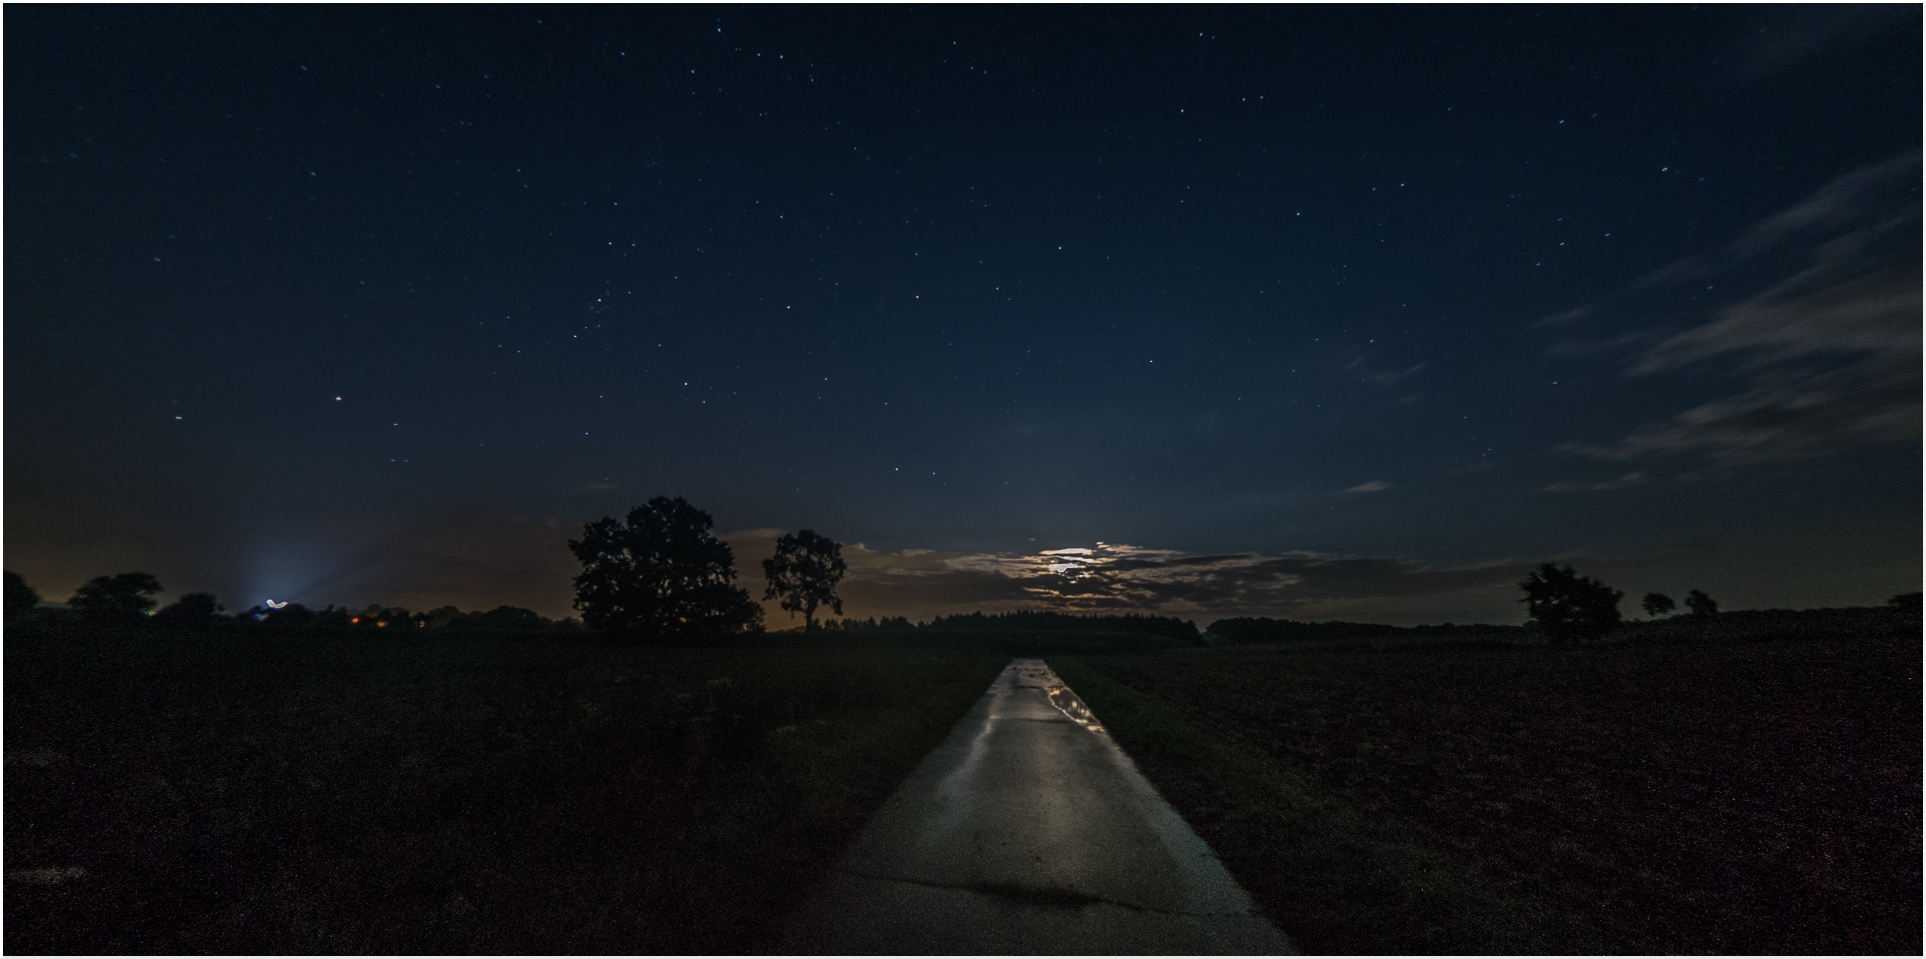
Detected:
left=1056, top=615, right=1921, bottom=954
left=4, top=623, right=1007, bottom=954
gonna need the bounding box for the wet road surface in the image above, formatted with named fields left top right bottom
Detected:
left=775, top=659, right=1294, bottom=954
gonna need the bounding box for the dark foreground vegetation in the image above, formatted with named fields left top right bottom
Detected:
left=1056, top=605, right=1921, bottom=955
left=10, top=533, right=1916, bottom=953
left=5, top=620, right=1007, bottom=954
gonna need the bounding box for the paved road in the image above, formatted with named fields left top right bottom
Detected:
left=775, top=659, right=1294, bottom=955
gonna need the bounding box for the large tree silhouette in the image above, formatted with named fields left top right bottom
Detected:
left=69, top=572, right=164, bottom=622
left=1519, top=563, right=1622, bottom=643
left=569, top=497, right=762, bottom=641
left=762, top=529, right=847, bottom=632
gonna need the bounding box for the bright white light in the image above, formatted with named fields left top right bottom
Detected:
left=266, top=599, right=288, bottom=609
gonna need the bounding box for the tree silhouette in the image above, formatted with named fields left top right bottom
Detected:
left=762, top=529, right=848, bottom=632
left=569, top=496, right=763, bottom=641
left=1642, top=592, right=1676, bottom=618
left=154, top=592, right=223, bottom=629
left=69, top=572, right=164, bottom=622
left=1684, top=589, right=1719, bottom=618
left=1519, top=563, right=1622, bottom=643
left=6, top=571, right=41, bottom=621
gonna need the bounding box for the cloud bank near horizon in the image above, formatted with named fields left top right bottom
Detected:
left=725, top=532, right=1532, bottom=628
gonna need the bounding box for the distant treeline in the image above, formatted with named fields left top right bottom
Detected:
left=233, top=603, right=577, bottom=633
left=1205, top=600, right=1920, bottom=647
left=1205, top=617, right=1527, bottom=645
left=811, top=609, right=1204, bottom=645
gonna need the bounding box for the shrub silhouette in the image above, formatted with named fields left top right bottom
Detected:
left=241, top=602, right=317, bottom=627
left=154, top=592, right=223, bottom=629
left=1642, top=592, right=1677, bottom=618
left=1684, top=589, right=1719, bottom=618
left=470, top=605, right=550, bottom=630
left=69, top=572, right=164, bottom=622
left=5, top=571, right=41, bottom=621
left=569, top=496, right=763, bottom=642
left=762, top=529, right=847, bottom=632
left=1519, top=563, right=1622, bottom=643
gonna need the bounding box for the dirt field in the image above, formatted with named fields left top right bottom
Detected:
left=1067, top=623, right=1920, bottom=954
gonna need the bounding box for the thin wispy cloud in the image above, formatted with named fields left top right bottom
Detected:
left=1543, top=472, right=1647, bottom=493
left=1553, top=154, right=1922, bottom=465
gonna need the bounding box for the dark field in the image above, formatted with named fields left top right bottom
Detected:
left=1059, top=617, right=1921, bottom=955
left=5, top=624, right=1006, bottom=954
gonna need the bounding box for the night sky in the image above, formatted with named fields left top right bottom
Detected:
left=7, top=6, right=1920, bottom=626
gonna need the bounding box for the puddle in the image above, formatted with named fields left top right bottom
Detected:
left=1012, top=660, right=1105, bottom=732
left=1045, top=685, right=1105, bottom=732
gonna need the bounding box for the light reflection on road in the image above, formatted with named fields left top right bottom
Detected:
left=1014, top=660, right=1106, bottom=732
left=1046, top=685, right=1104, bottom=732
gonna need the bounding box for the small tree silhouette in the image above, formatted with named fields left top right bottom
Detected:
left=762, top=529, right=848, bottom=632
left=69, top=572, right=164, bottom=622
left=1519, top=563, right=1622, bottom=643
left=1684, top=589, right=1719, bottom=618
left=1641, top=592, right=1676, bottom=618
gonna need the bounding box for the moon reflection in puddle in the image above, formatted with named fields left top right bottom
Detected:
left=1045, top=684, right=1104, bottom=732
left=1014, top=661, right=1106, bottom=733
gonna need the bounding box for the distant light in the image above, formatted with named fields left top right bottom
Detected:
left=266, top=599, right=288, bottom=609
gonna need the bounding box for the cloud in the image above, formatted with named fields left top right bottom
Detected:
left=1362, top=363, right=1427, bottom=386
left=1559, top=154, right=1922, bottom=465
left=1632, top=153, right=1919, bottom=290
left=1630, top=265, right=1921, bottom=375
left=1565, top=362, right=1920, bottom=464
left=1533, top=305, right=1596, bottom=328
left=723, top=536, right=1534, bottom=626
left=1731, top=5, right=1918, bottom=78
left=1543, top=332, right=1654, bottom=358
left=1340, top=480, right=1394, bottom=494
left=1542, top=472, right=1647, bottom=493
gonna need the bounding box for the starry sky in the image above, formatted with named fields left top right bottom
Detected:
left=7, top=6, right=1920, bottom=626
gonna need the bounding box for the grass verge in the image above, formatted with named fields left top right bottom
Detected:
left=5, top=623, right=1006, bottom=954
left=1051, top=656, right=1608, bottom=955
